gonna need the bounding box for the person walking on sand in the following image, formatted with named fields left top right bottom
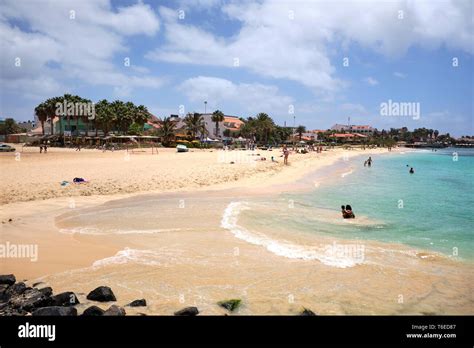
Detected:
left=283, top=145, right=290, bottom=165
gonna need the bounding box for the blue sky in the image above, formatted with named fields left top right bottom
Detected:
left=1, top=0, right=472, bottom=136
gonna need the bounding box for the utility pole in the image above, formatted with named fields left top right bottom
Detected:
left=293, top=115, right=296, bottom=147
left=204, top=101, right=207, bottom=114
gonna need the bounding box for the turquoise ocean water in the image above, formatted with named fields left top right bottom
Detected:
left=238, top=148, right=474, bottom=261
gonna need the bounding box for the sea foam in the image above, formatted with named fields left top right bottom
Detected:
left=220, top=202, right=363, bottom=268
left=59, top=227, right=187, bottom=235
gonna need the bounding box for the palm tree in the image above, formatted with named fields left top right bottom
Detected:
left=134, top=105, right=150, bottom=126
left=43, top=98, right=60, bottom=135
left=81, top=97, right=93, bottom=136
left=110, top=100, right=128, bottom=134
left=296, top=125, right=306, bottom=141
left=159, top=117, right=176, bottom=147
left=34, top=103, right=48, bottom=135
left=255, top=112, right=275, bottom=144
left=240, top=117, right=257, bottom=140
left=211, top=110, right=225, bottom=138
left=184, top=112, right=206, bottom=140
left=95, top=99, right=115, bottom=136
left=62, top=94, right=73, bottom=133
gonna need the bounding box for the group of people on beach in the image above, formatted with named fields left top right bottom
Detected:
left=39, top=140, right=50, bottom=153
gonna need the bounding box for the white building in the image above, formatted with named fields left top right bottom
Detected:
left=331, top=124, right=375, bottom=135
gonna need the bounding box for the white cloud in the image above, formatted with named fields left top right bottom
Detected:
left=147, top=5, right=344, bottom=94
left=179, top=76, right=293, bottom=114
left=340, top=103, right=368, bottom=114
left=147, top=0, right=473, bottom=95
left=0, top=0, right=162, bottom=101
left=364, top=77, right=379, bottom=86
left=393, top=72, right=407, bottom=78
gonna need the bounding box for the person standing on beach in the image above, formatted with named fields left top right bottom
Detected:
left=283, top=145, right=289, bottom=165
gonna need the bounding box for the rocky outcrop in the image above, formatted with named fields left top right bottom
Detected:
left=126, top=299, right=147, bottom=307
left=103, top=305, right=126, bottom=316
left=86, top=286, right=116, bottom=302
left=9, top=287, right=52, bottom=311
left=0, top=274, right=16, bottom=286
left=0, top=274, right=79, bottom=316
left=82, top=305, right=105, bottom=316
left=32, top=306, right=77, bottom=316
left=299, top=308, right=317, bottom=316
left=217, top=299, right=241, bottom=312
left=50, top=292, right=80, bottom=306
left=174, top=306, right=199, bottom=316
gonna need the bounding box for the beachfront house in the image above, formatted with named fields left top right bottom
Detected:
left=331, top=124, right=375, bottom=135
left=200, top=113, right=244, bottom=140
left=290, top=130, right=320, bottom=143
left=330, top=133, right=368, bottom=143
left=32, top=115, right=96, bottom=136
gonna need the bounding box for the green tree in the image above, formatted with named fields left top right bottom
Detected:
left=128, top=122, right=143, bottom=135
left=95, top=99, right=115, bottom=136
left=240, top=117, right=257, bottom=140
left=159, top=116, right=176, bottom=147
left=184, top=112, right=206, bottom=140
left=0, top=118, right=21, bottom=135
left=134, top=105, right=150, bottom=126
left=34, top=103, right=48, bottom=135
left=296, top=125, right=306, bottom=141
left=255, top=112, right=275, bottom=144
left=211, top=110, right=225, bottom=138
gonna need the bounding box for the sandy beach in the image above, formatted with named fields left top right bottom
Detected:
left=0, top=146, right=389, bottom=278
left=1, top=146, right=472, bottom=315
left=0, top=146, right=391, bottom=205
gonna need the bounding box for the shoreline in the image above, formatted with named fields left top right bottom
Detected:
left=0, top=146, right=398, bottom=205
left=0, top=146, right=400, bottom=279
left=3, top=146, right=472, bottom=315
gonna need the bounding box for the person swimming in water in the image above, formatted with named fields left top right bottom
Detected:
left=409, top=167, right=414, bottom=174
left=341, top=205, right=355, bottom=219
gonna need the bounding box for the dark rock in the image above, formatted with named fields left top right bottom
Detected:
left=299, top=308, right=317, bottom=316
left=126, top=299, right=146, bottom=307
left=50, top=292, right=79, bottom=306
left=0, top=305, right=27, bottom=316
left=32, top=306, right=77, bottom=316
left=9, top=288, right=52, bottom=311
left=5, top=282, right=28, bottom=299
left=103, top=305, right=126, bottom=316
left=82, top=305, right=104, bottom=316
left=217, top=299, right=241, bottom=312
left=174, top=306, right=199, bottom=316
left=86, top=286, right=116, bottom=302
left=39, top=287, right=53, bottom=297
left=0, top=274, right=16, bottom=285
left=0, top=284, right=10, bottom=302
